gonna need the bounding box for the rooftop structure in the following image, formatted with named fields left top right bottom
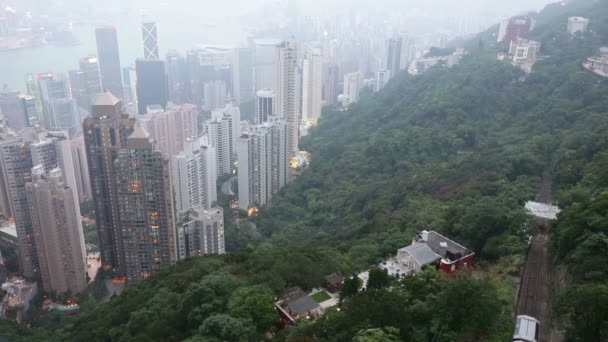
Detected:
left=525, top=201, right=561, bottom=220
left=567, top=17, right=589, bottom=36
left=396, top=230, right=475, bottom=274
left=583, top=56, right=608, bottom=78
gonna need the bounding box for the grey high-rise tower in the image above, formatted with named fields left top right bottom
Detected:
left=83, top=92, right=135, bottom=275
left=142, top=21, right=159, bottom=60
left=95, top=27, right=123, bottom=99
left=386, top=37, right=402, bottom=78
left=135, top=59, right=168, bottom=114
left=114, top=124, right=176, bottom=282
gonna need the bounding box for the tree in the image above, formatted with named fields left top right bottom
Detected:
left=555, top=284, right=608, bottom=342
left=353, top=327, right=400, bottom=342
left=227, top=285, right=277, bottom=334
left=340, top=275, right=360, bottom=301
left=367, top=267, right=390, bottom=290
left=198, top=314, right=256, bottom=342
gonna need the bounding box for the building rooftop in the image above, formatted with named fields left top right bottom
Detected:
left=424, top=231, right=471, bottom=260
left=325, top=273, right=343, bottom=286
left=0, top=223, right=17, bottom=238
left=399, top=242, right=441, bottom=266
left=287, top=296, right=320, bottom=315
left=280, top=286, right=306, bottom=304
left=525, top=201, right=561, bottom=220
left=93, top=91, right=120, bottom=106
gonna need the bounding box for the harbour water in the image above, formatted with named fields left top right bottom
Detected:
left=0, top=5, right=248, bottom=92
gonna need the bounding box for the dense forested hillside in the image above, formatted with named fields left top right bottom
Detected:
left=4, top=0, right=608, bottom=340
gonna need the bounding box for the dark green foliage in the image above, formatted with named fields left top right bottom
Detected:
left=366, top=267, right=390, bottom=290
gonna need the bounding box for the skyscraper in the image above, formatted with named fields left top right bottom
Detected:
left=342, top=72, right=364, bottom=106
left=142, top=21, right=159, bottom=59
left=176, top=207, right=224, bottom=259
left=166, top=51, right=187, bottom=104
left=0, top=135, right=36, bottom=278
left=322, top=61, right=339, bottom=107
left=114, top=124, right=176, bottom=282
left=302, top=47, right=323, bottom=125
left=0, top=92, right=27, bottom=131
left=70, top=132, right=93, bottom=203
left=138, top=103, right=198, bottom=159
left=135, top=59, right=168, bottom=114
left=276, top=38, right=300, bottom=159
left=172, top=135, right=217, bottom=213
left=254, top=39, right=281, bottom=91
left=255, top=89, right=275, bottom=124
left=386, top=36, right=402, bottom=78
left=83, top=92, right=135, bottom=275
left=95, top=27, right=123, bottom=99
left=75, top=55, right=103, bottom=110
left=24, top=73, right=43, bottom=125
left=374, top=70, right=390, bottom=92
left=237, top=119, right=288, bottom=210
left=26, top=166, right=87, bottom=294
left=0, top=126, right=79, bottom=279
left=233, top=47, right=254, bottom=104
left=206, top=104, right=240, bottom=177
left=203, top=80, right=227, bottom=111
left=37, top=73, right=80, bottom=136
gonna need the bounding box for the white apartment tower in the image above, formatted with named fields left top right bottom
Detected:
left=138, top=103, right=198, bottom=159
left=172, top=135, right=218, bottom=213
left=25, top=166, right=87, bottom=294
left=342, top=72, right=364, bottom=106
left=237, top=119, right=288, bottom=210
left=302, top=47, right=323, bottom=125
left=375, top=70, right=391, bottom=92
left=203, top=81, right=227, bottom=111
left=276, top=38, right=300, bottom=159
left=206, top=104, right=241, bottom=177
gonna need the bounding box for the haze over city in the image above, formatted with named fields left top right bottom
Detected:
left=1, top=0, right=607, bottom=341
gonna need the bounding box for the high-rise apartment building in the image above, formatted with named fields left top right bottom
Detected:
left=254, top=39, right=281, bottom=91
left=172, top=135, right=217, bottom=213
left=203, top=80, right=227, bottom=111
left=114, top=124, right=176, bottom=282
left=176, top=207, right=224, bottom=259
left=0, top=135, right=36, bottom=278
left=95, top=27, right=123, bottom=99
left=233, top=47, right=254, bottom=105
left=322, top=61, right=339, bottom=107
left=206, top=104, right=240, bottom=177
left=386, top=37, right=402, bottom=78
left=135, top=59, right=168, bottom=114
left=255, top=89, right=275, bottom=124
left=302, top=47, right=323, bottom=125
left=237, top=119, right=288, bottom=210
left=69, top=132, right=93, bottom=203
left=276, top=38, right=300, bottom=159
left=26, top=166, right=87, bottom=294
left=83, top=92, right=135, bottom=275
left=567, top=17, right=589, bottom=36
left=142, top=21, right=159, bottom=59
left=138, top=103, right=198, bottom=159
left=342, top=72, right=364, bottom=106
left=374, top=70, right=390, bottom=92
